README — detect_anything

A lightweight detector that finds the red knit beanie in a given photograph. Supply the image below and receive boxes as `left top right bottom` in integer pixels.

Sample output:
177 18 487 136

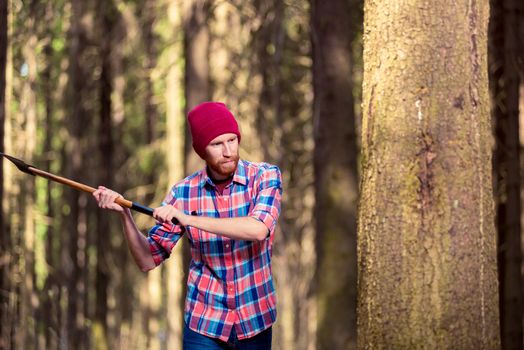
187 102 241 158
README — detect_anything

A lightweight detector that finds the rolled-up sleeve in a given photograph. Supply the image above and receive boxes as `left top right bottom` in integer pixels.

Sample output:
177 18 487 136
249 165 282 233
148 223 184 266
147 186 185 266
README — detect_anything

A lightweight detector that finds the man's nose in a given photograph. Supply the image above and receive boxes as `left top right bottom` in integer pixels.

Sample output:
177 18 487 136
223 143 232 156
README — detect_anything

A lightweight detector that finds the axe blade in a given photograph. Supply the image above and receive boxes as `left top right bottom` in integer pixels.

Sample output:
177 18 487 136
0 152 36 176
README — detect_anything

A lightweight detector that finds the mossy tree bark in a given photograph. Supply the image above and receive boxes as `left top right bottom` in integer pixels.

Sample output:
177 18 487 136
358 0 500 348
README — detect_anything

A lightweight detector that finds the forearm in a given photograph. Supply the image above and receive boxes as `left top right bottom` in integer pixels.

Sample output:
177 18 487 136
119 208 156 271
185 215 269 241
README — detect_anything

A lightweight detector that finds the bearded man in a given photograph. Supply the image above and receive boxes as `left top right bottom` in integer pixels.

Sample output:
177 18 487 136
93 102 282 349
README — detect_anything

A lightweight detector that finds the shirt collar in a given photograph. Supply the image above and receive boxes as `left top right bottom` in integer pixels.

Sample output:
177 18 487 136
199 159 248 188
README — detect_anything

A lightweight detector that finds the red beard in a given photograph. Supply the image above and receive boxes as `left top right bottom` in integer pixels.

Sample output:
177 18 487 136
206 154 239 178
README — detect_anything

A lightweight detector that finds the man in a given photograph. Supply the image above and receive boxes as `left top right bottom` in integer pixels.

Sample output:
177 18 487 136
93 101 282 349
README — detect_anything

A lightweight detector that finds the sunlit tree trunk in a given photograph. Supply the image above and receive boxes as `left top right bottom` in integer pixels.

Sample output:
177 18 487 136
183 0 210 174
137 3 165 347
489 0 523 348
358 0 500 348
165 1 186 349
311 0 359 349
19 4 38 346
2 4 17 342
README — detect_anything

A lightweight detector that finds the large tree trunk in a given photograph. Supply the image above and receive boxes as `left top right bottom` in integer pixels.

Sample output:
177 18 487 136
489 0 523 348
311 0 359 349
358 0 500 348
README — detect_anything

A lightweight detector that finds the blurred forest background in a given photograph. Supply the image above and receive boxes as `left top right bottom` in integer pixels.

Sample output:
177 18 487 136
0 0 522 349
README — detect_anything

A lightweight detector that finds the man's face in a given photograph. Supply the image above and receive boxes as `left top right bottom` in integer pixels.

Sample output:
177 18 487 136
203 133 240 179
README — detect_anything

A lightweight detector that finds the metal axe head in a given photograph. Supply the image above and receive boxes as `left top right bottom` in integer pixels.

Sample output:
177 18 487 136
0 152 35 176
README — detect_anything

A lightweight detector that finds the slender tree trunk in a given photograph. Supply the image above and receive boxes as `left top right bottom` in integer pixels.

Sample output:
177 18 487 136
66 0 90 346
108 10 133 346
489 0 523 348
0 0 8 347
181 4 211 339
41 3 60 346
183 0 211 174
94 1 116 348
2 3 17 347
251 5 293 347
249 1 316 348
165 1 186 348
139 3 165 347
19 5 38 345
0 0 6 239
519 2 524 346
43 94 60 348
358 0 500 348
311 0 359 349
144 0 158 145
253 0 284 163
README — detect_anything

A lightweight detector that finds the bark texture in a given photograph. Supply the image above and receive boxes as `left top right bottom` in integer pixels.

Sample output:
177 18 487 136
358 0 500 348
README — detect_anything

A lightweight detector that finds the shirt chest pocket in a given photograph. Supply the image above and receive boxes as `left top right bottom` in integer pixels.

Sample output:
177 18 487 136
187 227 230 260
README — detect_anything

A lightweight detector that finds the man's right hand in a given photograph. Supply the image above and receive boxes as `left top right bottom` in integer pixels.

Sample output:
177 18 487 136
93 186 125 213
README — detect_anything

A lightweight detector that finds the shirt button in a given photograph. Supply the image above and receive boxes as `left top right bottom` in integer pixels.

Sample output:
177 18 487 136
225 244 230 248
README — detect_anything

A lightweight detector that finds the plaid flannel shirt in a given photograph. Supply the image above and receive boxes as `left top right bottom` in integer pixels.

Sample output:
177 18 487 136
147 159 282 341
